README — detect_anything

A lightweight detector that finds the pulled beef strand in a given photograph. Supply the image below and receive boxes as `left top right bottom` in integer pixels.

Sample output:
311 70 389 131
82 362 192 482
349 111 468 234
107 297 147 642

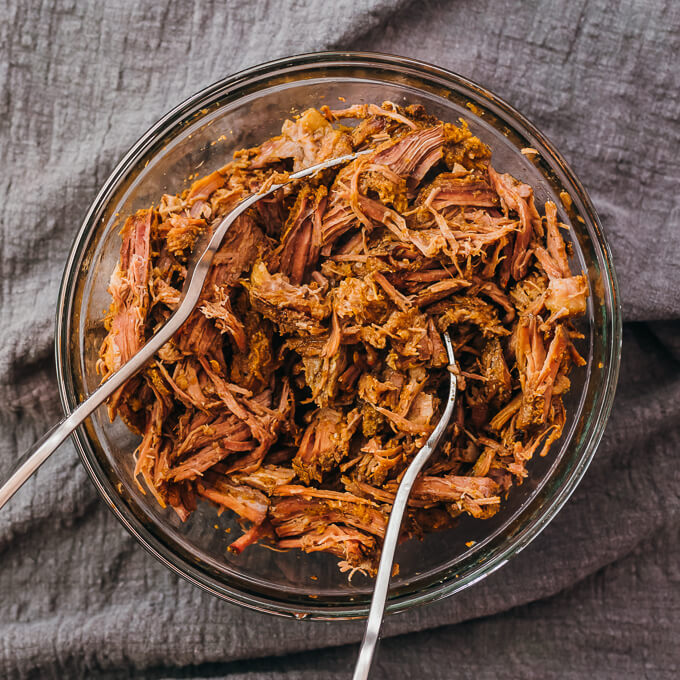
98 103 588 575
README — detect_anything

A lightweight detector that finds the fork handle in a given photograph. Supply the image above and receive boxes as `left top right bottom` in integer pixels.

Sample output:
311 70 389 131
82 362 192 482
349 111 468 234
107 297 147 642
0 339 161 511
352 334 457 680
0 346 157 511
0 417 74 510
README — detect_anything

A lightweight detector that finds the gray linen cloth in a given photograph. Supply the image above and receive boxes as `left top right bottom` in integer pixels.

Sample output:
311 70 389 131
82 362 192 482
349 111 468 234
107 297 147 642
1 0 679 678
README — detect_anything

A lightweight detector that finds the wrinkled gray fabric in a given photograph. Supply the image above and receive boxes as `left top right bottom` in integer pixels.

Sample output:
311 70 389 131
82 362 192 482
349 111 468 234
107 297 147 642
1 0 679 678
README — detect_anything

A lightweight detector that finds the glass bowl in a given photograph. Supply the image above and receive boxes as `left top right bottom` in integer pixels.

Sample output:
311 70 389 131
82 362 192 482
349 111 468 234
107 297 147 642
55 52 621 619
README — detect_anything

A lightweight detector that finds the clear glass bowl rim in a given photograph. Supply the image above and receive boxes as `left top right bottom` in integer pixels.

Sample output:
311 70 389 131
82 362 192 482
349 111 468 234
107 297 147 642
54 51 622 620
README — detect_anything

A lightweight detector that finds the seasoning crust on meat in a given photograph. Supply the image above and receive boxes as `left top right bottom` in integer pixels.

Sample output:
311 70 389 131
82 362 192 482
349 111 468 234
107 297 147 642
97 102 588 576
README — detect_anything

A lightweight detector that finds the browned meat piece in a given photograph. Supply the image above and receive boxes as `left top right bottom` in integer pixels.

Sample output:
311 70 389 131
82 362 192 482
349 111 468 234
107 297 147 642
330 102 418 130
248 261 331 335
470 445 496 477
292 407 360 483
489 393 522 431
277 524 377 575
372 271 411 311
151 277 181 309
153 357 212 412
412 474 500 503
271 484 379 503
253 190 287 237
278 185 327 285
433 295 509 337
173 414 251 459
333 275 387 324
197 474 269 524
200 287 247 352
399 269 457 285
210 186 246 219
358 372 402 412
97 209 155 416
489 166 541 280
515 316 570 429
211 214 266 286
467 277 515 323
535 201 570 278
545 275 589 321
412 474 501 519
98 210 154 379
286 335 348 408
352 307 448 370
99 102 588 575
168 432 254 482
510 270 549 315
186 170 226 204
228 521 275 554
230 465 296 495
350 115 387 147
228 312 278 393
417 173 499 209
358 366 436 438
412 279 471 307
369 125 444 194
371 402 433 436
165 481 197 522
354 436 406 485
481 337 513 407
250 108 353 171
359 165 408 212
270 495 387 539
442 120 492 170
358 472 502 522
199 358 287 446
133 399 167 506
164 214 207 256
527 203 589 321
404 391 437 430
320 191 357 249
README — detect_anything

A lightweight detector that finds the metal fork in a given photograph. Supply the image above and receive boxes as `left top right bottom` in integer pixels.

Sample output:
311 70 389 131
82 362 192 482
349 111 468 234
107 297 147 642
0 150 371 511
352 333 457 680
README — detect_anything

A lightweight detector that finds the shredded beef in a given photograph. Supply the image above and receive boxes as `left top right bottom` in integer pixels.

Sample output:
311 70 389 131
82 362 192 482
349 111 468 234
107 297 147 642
98 101 588 576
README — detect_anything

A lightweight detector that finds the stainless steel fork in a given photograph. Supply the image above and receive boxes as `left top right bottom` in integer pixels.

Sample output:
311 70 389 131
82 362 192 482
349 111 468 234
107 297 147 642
352 333 457 680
